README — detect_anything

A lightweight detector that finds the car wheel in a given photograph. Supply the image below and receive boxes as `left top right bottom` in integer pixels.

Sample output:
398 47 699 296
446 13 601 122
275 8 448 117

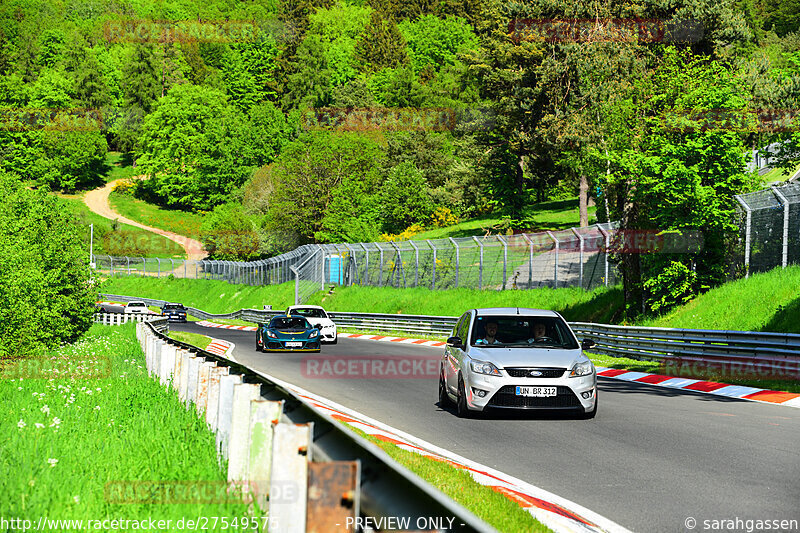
456 375 472 419
438 370 452 408
580 396 598 419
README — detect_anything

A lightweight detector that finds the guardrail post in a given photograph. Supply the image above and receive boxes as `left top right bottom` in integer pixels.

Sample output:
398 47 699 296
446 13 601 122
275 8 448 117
497 235 507 289
178 350 191 401
172 347 184 393
197 361 217 415
547 231 559 288
217 374 244 459
160 343 176 386
408 240 419 287
571 228 585 289
735 195 751 277
206 366 230 431
448 237 459 288
772 186 790 268
427 240 436 289
270 423 312 533
186 355 205 406
246 399 284 509
307 462 360 532
597 225 610 286
227 383 262 482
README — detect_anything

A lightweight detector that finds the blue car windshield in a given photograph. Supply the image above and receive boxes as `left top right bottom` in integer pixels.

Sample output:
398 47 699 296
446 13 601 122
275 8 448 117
270 317 310 330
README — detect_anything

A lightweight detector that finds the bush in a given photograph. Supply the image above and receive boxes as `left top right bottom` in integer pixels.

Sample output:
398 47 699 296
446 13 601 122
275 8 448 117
0 173 95 359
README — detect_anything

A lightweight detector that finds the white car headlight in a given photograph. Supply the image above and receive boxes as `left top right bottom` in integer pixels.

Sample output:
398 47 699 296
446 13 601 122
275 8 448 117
469 360 502 376
309 329 319 338
569 361 594 378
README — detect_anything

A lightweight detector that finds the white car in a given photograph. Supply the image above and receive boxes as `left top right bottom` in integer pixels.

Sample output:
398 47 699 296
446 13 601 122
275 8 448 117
285 305 337 344
123 301 149 314
439 308 597 419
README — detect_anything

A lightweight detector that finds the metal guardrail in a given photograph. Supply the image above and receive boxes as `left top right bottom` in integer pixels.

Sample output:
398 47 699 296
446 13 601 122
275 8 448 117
102 293 800 370
139 320 494 532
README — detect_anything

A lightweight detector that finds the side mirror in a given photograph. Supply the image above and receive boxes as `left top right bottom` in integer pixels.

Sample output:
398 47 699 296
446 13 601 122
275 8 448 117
581 339 596 351
447 336 463 348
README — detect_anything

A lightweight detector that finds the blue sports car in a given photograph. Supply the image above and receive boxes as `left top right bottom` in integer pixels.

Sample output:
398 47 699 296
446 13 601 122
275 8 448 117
256 315 321 353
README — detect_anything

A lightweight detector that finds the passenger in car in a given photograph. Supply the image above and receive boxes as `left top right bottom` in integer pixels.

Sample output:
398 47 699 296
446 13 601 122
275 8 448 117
476 321 502 345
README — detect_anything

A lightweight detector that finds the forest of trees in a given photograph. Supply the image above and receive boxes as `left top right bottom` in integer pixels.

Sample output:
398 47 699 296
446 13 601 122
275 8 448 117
2 0 800 315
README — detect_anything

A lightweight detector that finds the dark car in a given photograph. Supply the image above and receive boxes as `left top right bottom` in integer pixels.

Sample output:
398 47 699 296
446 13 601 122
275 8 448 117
160 303 188 322
256 315 321 353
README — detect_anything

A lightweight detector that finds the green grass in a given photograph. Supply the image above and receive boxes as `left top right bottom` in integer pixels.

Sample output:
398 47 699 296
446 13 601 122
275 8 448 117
55 193 186 259
349 427 552 533
109 191 205 240
0 323 257 529
102 151 136 183
412 197 598 240
587 352 800 393
168 331 213 350
640 265 800 333
758 162 800 184
99 277 624 324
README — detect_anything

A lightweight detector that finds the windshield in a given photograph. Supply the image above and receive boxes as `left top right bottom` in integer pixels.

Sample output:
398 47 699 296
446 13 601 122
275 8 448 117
270 317 311 331
163 304 184 310
128 302 145 307
290 308 326 318
470 315 578 349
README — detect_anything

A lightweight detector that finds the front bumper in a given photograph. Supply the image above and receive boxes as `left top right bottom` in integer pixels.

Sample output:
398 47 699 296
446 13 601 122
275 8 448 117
320 327 337 342
463 369 597 413
163 314 187 322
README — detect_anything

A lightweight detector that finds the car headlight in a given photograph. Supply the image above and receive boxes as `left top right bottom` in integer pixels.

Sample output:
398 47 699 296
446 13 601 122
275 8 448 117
469 360 502 376
569 361 594 378
267 330 277 338
309 329 319 338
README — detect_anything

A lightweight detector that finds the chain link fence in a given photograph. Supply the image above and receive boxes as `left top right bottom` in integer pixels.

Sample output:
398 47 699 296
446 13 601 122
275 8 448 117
735 182 800 276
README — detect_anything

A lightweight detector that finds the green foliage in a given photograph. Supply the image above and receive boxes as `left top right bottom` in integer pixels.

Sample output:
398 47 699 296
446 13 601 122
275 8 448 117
354 12 408 73
200 203 261 261
642 261 698 313
0 173 95 359
398 15 477 74
379 162 434 233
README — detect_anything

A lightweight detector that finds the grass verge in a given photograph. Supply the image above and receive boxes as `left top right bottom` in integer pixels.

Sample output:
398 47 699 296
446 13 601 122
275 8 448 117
168 330 213 350
55 194 186 259
109 191 205 241
412 197 597 240
588 352 800 394
0 323 258 527
348 427 552 532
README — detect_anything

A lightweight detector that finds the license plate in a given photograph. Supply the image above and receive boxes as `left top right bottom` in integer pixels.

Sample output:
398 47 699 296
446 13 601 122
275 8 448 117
285 341 303 348
515 386 557 397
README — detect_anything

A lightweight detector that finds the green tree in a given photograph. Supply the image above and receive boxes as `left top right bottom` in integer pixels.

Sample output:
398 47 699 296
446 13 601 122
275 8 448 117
354 12 408 73
0 172 95 358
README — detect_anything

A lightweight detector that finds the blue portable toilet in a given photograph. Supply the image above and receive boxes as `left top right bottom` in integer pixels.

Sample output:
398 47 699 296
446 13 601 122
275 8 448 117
326 255 343 284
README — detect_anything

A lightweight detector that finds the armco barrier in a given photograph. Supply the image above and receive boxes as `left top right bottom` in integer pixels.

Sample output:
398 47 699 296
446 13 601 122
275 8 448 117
135 320 494 533
103 294 800 371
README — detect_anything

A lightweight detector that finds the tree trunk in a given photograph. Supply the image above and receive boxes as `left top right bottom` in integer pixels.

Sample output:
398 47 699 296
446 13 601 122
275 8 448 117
579 173 589 227
620 178 643 316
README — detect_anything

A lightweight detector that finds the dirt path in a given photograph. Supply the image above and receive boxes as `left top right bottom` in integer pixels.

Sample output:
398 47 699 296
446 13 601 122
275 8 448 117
84 179 208 261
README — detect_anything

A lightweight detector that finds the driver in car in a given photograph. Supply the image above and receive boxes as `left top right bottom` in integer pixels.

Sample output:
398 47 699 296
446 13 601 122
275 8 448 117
476 321 502 345
528 322 549 343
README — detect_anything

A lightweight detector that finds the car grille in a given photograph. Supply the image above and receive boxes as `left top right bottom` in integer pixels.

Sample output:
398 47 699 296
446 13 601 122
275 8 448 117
486 386 581 408
504 367 566 378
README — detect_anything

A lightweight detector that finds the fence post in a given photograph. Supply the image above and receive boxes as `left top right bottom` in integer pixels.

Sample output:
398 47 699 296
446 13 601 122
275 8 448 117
472 237 483 289
772 186 790 269
427 240 436 289
360 243 369 285
571 228 585 289
390 242 406 288
597 225 610 286
319 245 325 291
378 245 384 287
448 237 459 288
344 244 357 285
290 266 300 305
156 258 161 278
497 236 507 290
735 195 751 278
408 240 419 287
126 256 130 275
547 231 559 288
521 233 532 288
109 256 114 276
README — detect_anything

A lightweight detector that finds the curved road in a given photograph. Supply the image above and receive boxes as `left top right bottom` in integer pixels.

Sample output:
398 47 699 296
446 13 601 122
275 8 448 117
167 321 799 533
84 179 207 260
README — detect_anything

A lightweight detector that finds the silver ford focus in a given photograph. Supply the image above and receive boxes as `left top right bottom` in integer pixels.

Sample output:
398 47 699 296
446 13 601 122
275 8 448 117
438 308 597 418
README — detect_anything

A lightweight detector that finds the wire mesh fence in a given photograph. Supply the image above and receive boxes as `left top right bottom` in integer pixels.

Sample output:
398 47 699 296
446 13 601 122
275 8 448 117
735 182 800 276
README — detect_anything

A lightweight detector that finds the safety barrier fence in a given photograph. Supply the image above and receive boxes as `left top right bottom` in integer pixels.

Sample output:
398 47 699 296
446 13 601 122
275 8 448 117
132 321 491 533
102 294 800 374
